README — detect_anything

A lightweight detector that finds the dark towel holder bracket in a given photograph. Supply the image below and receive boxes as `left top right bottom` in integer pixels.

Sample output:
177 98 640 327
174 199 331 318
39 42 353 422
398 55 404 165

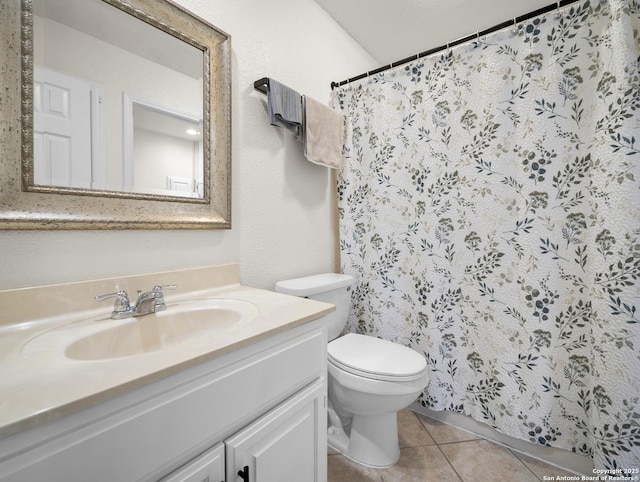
254 77 270 94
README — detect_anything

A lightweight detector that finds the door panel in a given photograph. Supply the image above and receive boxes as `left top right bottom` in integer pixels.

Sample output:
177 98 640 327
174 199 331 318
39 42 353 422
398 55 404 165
225 380 325 482
33 67 92 188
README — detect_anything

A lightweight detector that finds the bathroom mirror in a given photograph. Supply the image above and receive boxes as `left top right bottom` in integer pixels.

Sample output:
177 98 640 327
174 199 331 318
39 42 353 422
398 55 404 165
0 0 231 229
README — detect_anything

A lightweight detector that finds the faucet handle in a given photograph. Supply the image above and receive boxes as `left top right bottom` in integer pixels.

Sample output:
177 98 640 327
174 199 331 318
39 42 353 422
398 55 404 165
95 290 131 317
152 284 178 292
151 284 178 311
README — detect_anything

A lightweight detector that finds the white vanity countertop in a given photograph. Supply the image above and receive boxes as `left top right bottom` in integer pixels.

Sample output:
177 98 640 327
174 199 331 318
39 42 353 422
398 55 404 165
0 265 334 439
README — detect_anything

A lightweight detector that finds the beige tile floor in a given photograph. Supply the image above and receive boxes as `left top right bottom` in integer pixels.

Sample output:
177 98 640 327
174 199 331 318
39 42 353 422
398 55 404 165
328 409 578 481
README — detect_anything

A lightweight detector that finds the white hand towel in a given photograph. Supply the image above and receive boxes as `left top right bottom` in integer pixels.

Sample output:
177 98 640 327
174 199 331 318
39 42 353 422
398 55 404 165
303 96 345 169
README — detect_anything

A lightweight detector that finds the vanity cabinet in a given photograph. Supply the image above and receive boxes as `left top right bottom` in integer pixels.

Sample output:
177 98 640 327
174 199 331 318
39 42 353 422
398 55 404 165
0 320 327 482
162 380 325 482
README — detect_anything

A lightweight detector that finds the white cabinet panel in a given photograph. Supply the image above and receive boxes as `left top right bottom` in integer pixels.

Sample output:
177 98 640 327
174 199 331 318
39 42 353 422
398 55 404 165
161 442 224 482
226 380 326 482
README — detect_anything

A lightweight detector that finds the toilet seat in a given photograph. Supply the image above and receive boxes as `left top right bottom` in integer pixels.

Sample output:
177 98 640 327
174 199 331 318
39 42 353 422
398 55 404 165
328 333 427 382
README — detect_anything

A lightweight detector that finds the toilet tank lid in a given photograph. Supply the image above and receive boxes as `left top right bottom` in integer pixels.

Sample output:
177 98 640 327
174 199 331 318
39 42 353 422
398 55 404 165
275 273 354 296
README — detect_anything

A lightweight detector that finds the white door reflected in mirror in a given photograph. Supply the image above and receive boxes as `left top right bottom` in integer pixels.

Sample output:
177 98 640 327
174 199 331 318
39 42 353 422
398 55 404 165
33 67 99 189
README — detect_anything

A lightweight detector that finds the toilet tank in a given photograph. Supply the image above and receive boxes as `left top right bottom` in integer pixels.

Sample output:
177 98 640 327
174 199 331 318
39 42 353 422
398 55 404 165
275 273 354 341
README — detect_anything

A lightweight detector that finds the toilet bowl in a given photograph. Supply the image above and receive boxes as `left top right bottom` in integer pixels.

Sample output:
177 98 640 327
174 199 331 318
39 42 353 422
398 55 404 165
275 273 428 468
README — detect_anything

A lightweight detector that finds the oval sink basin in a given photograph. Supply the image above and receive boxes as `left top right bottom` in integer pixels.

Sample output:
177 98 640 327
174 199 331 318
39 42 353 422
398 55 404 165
22 298 259 361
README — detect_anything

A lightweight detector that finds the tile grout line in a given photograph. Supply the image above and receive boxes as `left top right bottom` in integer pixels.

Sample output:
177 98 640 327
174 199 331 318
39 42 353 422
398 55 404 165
508 448 546 481
434 442 466 482
415 412 466 482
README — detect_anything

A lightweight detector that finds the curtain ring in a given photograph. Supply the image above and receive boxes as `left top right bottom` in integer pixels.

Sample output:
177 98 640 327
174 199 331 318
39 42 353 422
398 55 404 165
555 1 563 19
511 18 520 36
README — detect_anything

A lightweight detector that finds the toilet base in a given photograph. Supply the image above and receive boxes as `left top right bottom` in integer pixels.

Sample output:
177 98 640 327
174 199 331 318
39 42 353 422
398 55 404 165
328 411 400 468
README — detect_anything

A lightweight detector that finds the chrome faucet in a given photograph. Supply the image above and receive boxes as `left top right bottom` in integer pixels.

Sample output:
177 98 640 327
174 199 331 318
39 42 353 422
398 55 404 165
95 284 177 319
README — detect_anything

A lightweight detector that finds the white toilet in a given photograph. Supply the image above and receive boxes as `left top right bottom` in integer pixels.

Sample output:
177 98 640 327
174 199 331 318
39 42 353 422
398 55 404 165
275 273 428 468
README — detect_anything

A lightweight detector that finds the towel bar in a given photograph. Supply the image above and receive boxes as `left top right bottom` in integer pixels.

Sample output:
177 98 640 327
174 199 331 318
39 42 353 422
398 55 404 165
254 77 270 94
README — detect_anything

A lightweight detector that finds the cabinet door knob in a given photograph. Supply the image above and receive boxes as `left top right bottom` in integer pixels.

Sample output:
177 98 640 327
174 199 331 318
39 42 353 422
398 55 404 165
237 465 249 481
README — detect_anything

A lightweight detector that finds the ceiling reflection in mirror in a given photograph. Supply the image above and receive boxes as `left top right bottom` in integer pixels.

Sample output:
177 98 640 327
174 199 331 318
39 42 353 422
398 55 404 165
29 0 207 201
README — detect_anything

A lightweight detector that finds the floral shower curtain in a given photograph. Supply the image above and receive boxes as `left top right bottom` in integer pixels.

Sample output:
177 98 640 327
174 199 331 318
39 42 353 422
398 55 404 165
335 0 639 470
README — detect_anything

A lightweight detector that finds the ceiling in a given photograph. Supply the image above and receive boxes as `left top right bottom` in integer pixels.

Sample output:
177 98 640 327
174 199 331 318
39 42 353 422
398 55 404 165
314 0 554 65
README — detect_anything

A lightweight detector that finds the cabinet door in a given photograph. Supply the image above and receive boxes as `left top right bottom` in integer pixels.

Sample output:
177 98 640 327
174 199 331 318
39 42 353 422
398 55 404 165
161 442 225 482
225 380 326 482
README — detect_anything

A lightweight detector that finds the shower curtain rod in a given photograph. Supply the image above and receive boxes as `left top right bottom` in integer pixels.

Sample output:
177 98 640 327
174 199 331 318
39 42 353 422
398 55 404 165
330 0 583 89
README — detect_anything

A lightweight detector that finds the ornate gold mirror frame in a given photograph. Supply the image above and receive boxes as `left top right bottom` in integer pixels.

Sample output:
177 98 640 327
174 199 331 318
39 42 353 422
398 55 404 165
0 0 231 229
